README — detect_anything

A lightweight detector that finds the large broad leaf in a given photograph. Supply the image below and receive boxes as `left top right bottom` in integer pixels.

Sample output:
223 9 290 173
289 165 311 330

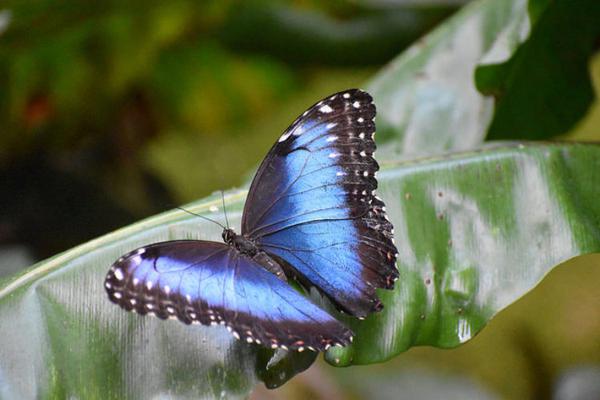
369 0 530 155
477 0 600 140
0 193 254 399
2 142 600 397
326 142 600 365
370 0 600 154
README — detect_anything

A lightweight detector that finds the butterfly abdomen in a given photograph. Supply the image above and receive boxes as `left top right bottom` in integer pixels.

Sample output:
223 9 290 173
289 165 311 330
252 251 287 281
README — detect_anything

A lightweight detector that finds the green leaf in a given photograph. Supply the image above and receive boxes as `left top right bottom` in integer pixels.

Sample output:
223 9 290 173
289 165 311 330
325 142 600 365
368 0 531 154
255 347 318 390
477 0 600 140
368 0 600 152
2 142 600 396
0 193 259 398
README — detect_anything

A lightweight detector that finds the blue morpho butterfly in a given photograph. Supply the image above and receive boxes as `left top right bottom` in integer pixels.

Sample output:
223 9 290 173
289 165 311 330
104 89 398 352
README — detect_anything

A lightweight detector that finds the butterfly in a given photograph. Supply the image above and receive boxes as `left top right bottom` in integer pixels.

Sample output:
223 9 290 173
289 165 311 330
104 89 398 352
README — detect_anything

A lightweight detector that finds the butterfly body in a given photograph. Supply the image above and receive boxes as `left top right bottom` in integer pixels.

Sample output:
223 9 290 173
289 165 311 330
222 228 257 257
223 228 287 279
105 89 398 352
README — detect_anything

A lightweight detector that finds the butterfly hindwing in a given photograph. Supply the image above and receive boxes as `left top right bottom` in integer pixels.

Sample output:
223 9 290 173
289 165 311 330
104 241 353 351
242 89 398 318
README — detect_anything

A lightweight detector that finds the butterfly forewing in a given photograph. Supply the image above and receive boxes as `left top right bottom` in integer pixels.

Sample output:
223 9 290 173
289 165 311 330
242 89 399 318
104 241 353 351
242 89 378 236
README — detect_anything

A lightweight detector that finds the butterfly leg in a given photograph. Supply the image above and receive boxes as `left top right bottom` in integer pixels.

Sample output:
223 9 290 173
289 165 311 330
253 252 287 282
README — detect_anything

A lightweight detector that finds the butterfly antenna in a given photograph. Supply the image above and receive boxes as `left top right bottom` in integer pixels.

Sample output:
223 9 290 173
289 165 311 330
220 190 230 229
175 206 225 229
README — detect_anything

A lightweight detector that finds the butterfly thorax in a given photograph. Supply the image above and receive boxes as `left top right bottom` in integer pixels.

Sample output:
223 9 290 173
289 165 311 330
222 228 258 256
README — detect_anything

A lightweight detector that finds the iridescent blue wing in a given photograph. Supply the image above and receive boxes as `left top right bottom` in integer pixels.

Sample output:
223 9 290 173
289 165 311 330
242 89 398 319
104 241 352 351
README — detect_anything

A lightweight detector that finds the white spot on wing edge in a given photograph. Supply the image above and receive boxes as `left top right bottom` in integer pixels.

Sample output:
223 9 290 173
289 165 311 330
114 268 124 281
131 255 142 265
278 131 293 142
343 93 350 99
319 105 333 113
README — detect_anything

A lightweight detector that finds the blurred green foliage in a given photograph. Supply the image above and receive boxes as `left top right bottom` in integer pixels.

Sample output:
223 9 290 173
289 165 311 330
0 0 453 259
